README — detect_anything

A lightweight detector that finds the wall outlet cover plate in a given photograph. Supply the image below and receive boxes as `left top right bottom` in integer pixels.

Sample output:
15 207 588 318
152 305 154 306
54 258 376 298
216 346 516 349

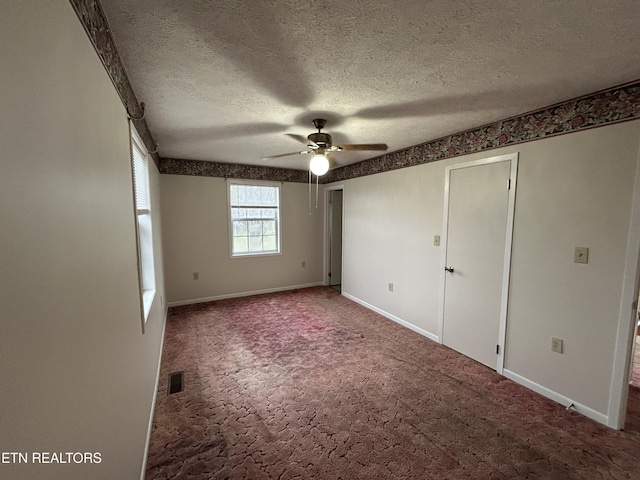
551 337 564 353
574 247 589 264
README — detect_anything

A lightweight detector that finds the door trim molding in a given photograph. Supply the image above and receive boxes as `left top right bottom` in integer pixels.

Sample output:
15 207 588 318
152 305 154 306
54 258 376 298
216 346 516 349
324 185 345 287
608 138 640 429
438 153 519 374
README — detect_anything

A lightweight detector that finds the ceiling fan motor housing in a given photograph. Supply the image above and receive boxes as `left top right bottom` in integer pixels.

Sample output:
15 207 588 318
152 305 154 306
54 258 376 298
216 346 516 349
308 132 332 148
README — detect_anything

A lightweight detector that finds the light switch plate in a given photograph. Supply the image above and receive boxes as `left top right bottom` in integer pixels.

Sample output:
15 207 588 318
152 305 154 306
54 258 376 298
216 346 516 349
433 235 441 246
574 247 589 264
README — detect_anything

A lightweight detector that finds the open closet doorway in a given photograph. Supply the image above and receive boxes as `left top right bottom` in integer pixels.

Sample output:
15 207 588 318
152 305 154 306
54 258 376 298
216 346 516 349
326 188 343 293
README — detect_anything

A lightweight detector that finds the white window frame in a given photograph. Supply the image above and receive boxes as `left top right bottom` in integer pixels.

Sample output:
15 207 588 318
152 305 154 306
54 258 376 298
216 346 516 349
130 125 156 323
227 179 282 258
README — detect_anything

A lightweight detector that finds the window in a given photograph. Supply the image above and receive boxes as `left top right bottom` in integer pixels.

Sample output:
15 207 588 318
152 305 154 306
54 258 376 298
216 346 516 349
131 126 156 321
228 181 281 256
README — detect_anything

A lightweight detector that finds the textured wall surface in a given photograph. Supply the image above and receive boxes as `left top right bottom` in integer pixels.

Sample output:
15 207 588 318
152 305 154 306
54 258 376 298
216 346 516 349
69 0 159 166
1 1 166 478
160 175 324 304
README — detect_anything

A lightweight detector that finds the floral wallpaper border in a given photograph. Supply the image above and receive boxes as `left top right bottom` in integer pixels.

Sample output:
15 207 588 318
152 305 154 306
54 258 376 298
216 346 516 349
69 0 160 167
73 1 640 184
159 158 309 183
322 81 640 184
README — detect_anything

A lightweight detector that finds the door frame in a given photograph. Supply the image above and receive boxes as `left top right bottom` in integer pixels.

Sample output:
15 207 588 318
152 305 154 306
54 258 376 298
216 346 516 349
324 185 345 287
438 153 519 374
609 144 640 429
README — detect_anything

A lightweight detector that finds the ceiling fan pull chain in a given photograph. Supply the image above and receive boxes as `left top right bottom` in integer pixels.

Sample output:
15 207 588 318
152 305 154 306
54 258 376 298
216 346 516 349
308 169 312 216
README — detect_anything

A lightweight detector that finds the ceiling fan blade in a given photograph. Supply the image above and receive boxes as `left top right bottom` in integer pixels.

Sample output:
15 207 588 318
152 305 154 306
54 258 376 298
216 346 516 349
261 150 312 159
286 133 318 148
334 144 388 151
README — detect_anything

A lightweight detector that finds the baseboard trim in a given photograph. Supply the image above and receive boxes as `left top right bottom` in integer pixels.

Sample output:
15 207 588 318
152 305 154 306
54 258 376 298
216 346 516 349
167 282 325 307
503 369 609 426
140 304 168 480
342 291 440 343
340 293 611 427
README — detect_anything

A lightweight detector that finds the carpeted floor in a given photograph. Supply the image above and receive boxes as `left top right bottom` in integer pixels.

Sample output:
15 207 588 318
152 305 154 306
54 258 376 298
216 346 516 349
146 287 640 479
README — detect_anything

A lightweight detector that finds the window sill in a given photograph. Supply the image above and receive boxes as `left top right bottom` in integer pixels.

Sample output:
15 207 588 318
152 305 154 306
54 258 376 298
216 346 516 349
230 251 282 260
142 289 156 321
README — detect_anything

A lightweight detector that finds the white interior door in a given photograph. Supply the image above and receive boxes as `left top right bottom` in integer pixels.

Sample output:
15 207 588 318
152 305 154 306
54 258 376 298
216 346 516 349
440 154 517 371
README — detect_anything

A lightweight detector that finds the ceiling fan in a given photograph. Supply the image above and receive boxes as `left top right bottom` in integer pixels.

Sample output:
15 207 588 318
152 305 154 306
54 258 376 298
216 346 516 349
263 119 388 176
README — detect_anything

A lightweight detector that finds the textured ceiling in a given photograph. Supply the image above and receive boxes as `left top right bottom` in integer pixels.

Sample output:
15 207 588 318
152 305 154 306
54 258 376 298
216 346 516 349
99 0 640 172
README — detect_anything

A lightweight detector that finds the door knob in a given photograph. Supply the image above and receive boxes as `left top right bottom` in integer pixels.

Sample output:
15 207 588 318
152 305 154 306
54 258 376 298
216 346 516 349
445 266 454 273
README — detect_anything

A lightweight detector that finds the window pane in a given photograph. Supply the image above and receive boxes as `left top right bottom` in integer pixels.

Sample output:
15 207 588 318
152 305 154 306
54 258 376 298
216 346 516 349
230 185 239 205
233 236 248 253
247 208 262 219
245 186 260 206
263 235 276 251
132 127 155 321
262 187 277 206
237 185 248 205
248 220 262 236
231 207 247 219
229 183 280 256
263 220 276 235
261 208 276 218
233 220 247 236
248 236 262 251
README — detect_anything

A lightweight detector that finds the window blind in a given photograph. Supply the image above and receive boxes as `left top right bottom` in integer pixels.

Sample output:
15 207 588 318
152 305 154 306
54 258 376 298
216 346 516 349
131 130 150 212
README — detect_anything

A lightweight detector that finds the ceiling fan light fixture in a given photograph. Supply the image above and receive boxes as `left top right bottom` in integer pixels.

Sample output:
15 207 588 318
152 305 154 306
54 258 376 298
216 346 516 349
309 153 329 176
261 119 388 173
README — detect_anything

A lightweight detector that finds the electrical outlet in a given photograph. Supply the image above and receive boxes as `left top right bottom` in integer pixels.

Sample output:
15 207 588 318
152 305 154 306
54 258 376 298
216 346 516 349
193 272 199 280
551 337 563 353
574 247 589 264
388 283 394 292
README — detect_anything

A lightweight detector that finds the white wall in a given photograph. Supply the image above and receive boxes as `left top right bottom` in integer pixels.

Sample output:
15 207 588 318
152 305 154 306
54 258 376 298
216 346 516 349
161 175 324 304
0 2 166 479
341 163 448 336
335 120 640 424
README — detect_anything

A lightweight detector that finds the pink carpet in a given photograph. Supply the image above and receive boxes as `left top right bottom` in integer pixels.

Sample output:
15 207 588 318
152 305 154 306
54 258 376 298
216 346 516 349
146 287 640 479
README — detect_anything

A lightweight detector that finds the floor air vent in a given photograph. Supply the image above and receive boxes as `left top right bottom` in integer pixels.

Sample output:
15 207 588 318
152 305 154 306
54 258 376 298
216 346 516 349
168 371 184 395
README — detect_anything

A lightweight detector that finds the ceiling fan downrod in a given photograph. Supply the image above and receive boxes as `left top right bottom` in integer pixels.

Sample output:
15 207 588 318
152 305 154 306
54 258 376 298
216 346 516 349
312 118 327 132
